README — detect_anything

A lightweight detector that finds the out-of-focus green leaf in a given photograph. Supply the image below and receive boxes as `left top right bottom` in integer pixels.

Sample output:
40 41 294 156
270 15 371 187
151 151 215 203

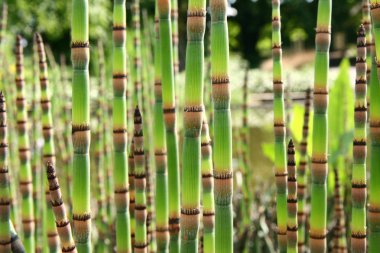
290 103 304 144
262 142 275 163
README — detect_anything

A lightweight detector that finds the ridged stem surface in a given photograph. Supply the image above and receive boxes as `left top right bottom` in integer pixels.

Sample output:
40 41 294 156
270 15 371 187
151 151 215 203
287 140 297 253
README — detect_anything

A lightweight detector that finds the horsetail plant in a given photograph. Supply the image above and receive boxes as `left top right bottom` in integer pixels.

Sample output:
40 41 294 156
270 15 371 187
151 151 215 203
210 0 233 251
129 140 136 247
332 168 346 253
134 106 148 253
46 162 77 253
15 35 35 253
132 0 142 106
309 0 331 251
180 0 207 250
157 0 181 251
297 89 311 253
154 4 169 252
0 92 11 252
170 0 179 75
35 33 60 252
368 4 380 253
362 0 372 85
71 0 91 251
112 0 132 251
287 139 297 253
351 25 368 253
201 117 215 253
272 1 287 251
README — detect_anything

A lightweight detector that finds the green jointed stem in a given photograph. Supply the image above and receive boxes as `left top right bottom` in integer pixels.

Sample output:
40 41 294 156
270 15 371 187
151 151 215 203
129 141 136 248
332 168 347 253
71 0 91 251
112 1 132 252
15 35 35 253
297 89 311 253
10 220 26 253
154 4 169 252
210 0 233 252
287 140 297 253
133 107 147 253
32 35 43 252
363 0 372 86
170 0 179 75
351 25 368 253
181 0 207 250
309 0 331 252
157 0 180 251
46 163 77 253
132 0 142 106
0 92 11 252
35 33 60 253
369 2 380 251
272 1 287 251
201 117 215 253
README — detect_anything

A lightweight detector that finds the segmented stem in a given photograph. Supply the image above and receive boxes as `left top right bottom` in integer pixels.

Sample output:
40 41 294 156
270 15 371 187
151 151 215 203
287 140 297 253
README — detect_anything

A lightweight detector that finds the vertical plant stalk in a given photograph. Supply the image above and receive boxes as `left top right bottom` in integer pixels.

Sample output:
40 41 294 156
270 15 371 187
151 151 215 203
0 92 11 252
210 0 233 251
272 1 287 251
154 4 169 252
170 0 179 75
35 33 60 253
309 0 331 252
157 0 180 251
112 0 132 252
71 0 91 251
297 89 311 253
32 34 43 252
129 140 136 248
133 107 147 253
181 0 207 250
201 117 215 253
132 0 142 106
369 2 380 252
332 168 346 253
363 0 372 89
46 162 76 252
287 140 297 253
15 35 35 253
351 25 367 253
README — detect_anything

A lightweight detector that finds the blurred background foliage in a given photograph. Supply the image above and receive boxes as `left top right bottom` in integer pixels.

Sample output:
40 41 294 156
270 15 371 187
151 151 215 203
6 0 360 68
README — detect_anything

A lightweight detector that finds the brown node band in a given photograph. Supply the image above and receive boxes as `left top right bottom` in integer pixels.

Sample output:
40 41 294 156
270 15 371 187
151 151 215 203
155 151 166 156
51 200 63 207
355 106 367 112
287 226 298 232
214 171 233 179
19 180 32 185
0 199 10 205
56 220 69 228
275 172 288 177
203 211 215 216
72 213 91 221
212 77 229 85
202 173 213 178
62 246 76 252
201 141 211 147
134 174 146 179
184 105 203 113
187 10 206 17
71 42 90 48
351 233 366 239
163 108 175 114
352 183 367 188
311 158 327 164
113 128 127 133
72 124 90 134
135 205 146 211
169 218 180 224
287 198 297 204
134 243 148 249
309 232 327 239
181 208 200 215
114 188 129 194
134 150 144 156
113 26 126 31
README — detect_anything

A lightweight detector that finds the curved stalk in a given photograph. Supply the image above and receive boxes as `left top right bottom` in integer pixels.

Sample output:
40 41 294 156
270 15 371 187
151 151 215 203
154 4 169 252
287 140 297 253
157 0 180 251
46 163 76 253
134 107 147 253
35 33 60 253
71 0 91 251
210 0 233 251
15 35 35 253
351 25 367 253
271 1 287 251
309 0 331 252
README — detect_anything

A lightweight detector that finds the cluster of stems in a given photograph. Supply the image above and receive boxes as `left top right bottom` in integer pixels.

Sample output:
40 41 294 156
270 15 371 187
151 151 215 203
351 25 368 253
272 1 287 251
71 0 91 251
309 0 331 252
